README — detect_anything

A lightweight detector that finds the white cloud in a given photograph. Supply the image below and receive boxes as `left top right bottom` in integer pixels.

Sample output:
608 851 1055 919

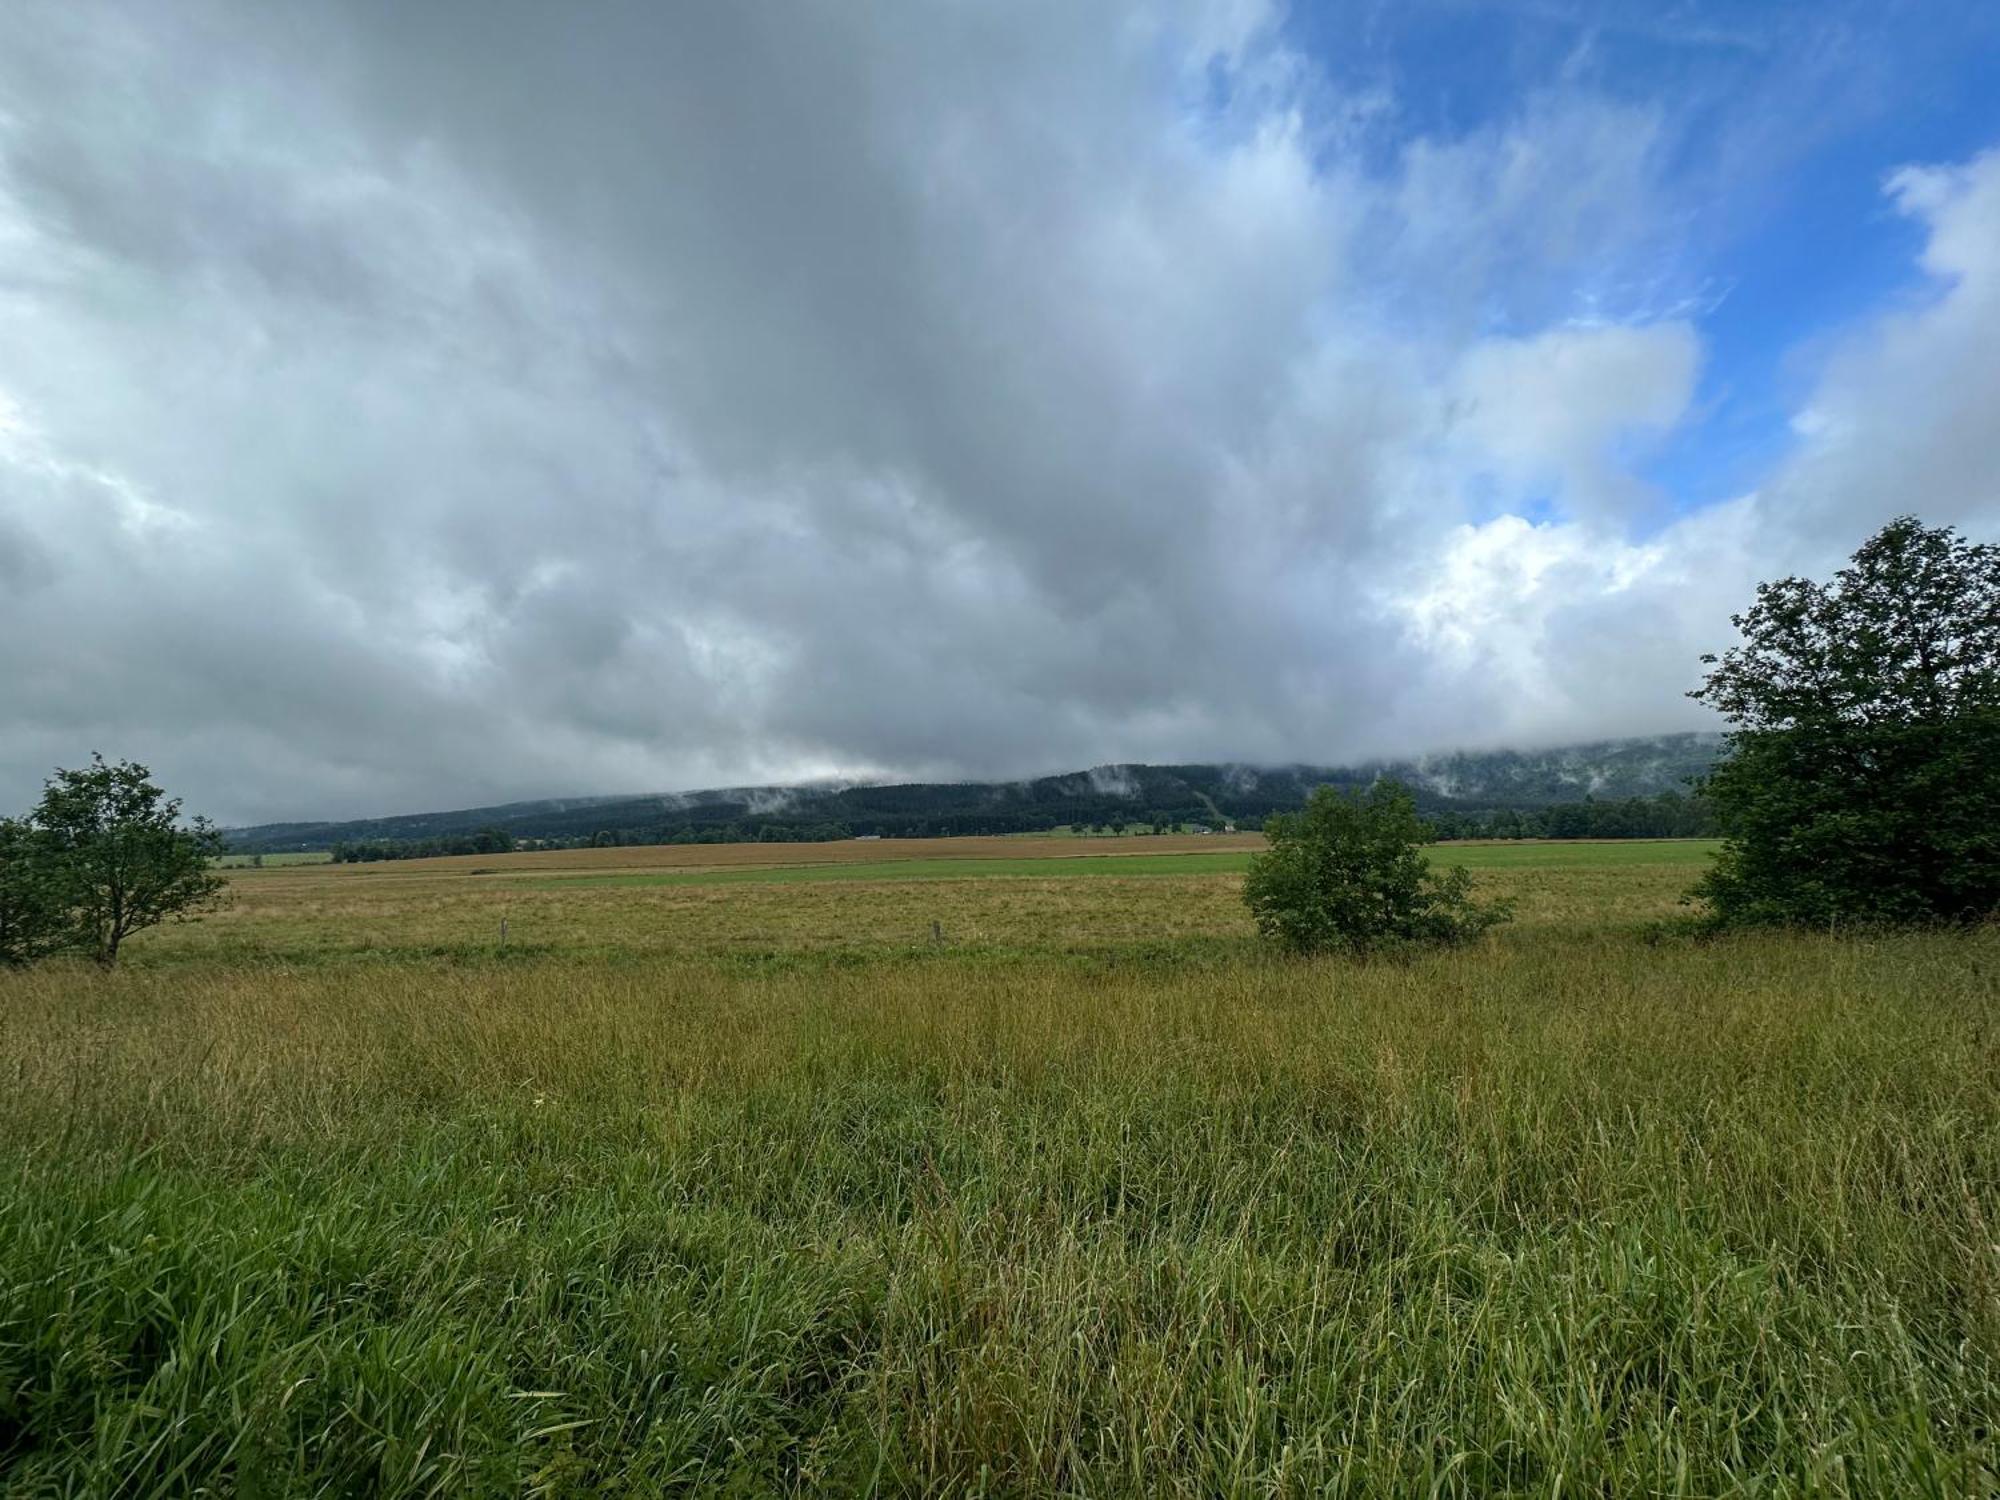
1764 148 2000 540
1452 322 1700 521
0 2 1994 822
1388 145 2000 753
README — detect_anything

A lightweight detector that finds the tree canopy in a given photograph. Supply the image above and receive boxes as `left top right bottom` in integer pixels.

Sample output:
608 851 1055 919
1 756 227 967
1691 516 2000 926
0 817 75 968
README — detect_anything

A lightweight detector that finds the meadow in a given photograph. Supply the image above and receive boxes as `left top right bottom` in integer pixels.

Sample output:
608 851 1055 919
1 838 1995 1494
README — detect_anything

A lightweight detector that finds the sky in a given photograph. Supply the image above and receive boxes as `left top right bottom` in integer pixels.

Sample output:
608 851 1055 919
2 1 1998 825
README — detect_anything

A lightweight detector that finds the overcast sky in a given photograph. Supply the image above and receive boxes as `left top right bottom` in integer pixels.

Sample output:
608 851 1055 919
3 1 1998 823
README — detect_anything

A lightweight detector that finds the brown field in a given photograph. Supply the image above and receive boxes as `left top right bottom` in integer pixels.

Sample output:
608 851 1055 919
313 831 1270 876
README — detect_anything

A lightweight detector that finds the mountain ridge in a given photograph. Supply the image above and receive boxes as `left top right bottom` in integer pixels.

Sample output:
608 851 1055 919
226 733 1726 853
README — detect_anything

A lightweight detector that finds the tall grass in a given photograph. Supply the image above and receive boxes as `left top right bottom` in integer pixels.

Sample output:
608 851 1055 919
2 928 1995 1494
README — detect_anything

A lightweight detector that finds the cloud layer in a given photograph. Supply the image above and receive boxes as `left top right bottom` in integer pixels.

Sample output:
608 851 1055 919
1 2 1996 822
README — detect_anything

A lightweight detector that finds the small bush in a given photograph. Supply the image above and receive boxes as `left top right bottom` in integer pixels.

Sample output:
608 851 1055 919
1243 780 1511 954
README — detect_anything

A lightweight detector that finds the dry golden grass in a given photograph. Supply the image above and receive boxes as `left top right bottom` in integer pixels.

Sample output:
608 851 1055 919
146 842 1699 966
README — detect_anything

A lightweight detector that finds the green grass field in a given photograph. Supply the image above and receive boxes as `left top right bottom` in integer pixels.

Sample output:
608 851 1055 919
2 838 1994 1495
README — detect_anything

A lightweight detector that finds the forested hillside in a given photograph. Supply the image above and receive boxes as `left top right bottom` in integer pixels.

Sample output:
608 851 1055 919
226 735 1722 857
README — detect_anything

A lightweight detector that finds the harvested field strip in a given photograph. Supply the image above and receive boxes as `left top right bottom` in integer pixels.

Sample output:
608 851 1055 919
516 852 1259 887
506 839 1723 888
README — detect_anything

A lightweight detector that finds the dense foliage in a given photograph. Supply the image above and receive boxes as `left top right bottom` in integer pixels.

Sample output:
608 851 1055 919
0 756 225 967
1692 517 2000 927
1243 780 1512 954
0 817 73 968
333 827 518 862
1426 789 1713 840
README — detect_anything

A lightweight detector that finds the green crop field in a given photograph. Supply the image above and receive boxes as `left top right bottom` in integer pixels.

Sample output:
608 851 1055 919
2 837 1994 1495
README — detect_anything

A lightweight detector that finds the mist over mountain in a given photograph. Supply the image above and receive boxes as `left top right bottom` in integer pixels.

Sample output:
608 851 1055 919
227 734 1723 853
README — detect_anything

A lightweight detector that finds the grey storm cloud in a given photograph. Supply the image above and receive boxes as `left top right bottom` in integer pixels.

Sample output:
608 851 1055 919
1 1 1996 823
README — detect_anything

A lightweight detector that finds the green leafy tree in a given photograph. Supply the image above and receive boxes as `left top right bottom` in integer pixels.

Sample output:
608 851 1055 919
29 755 228 966
1691 516 2000 927
1243 780 1511 954
0 817 73 967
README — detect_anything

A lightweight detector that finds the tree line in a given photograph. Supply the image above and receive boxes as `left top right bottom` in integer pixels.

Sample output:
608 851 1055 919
332 827 520 862
1426 790 1714 841
325 791 1714 861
